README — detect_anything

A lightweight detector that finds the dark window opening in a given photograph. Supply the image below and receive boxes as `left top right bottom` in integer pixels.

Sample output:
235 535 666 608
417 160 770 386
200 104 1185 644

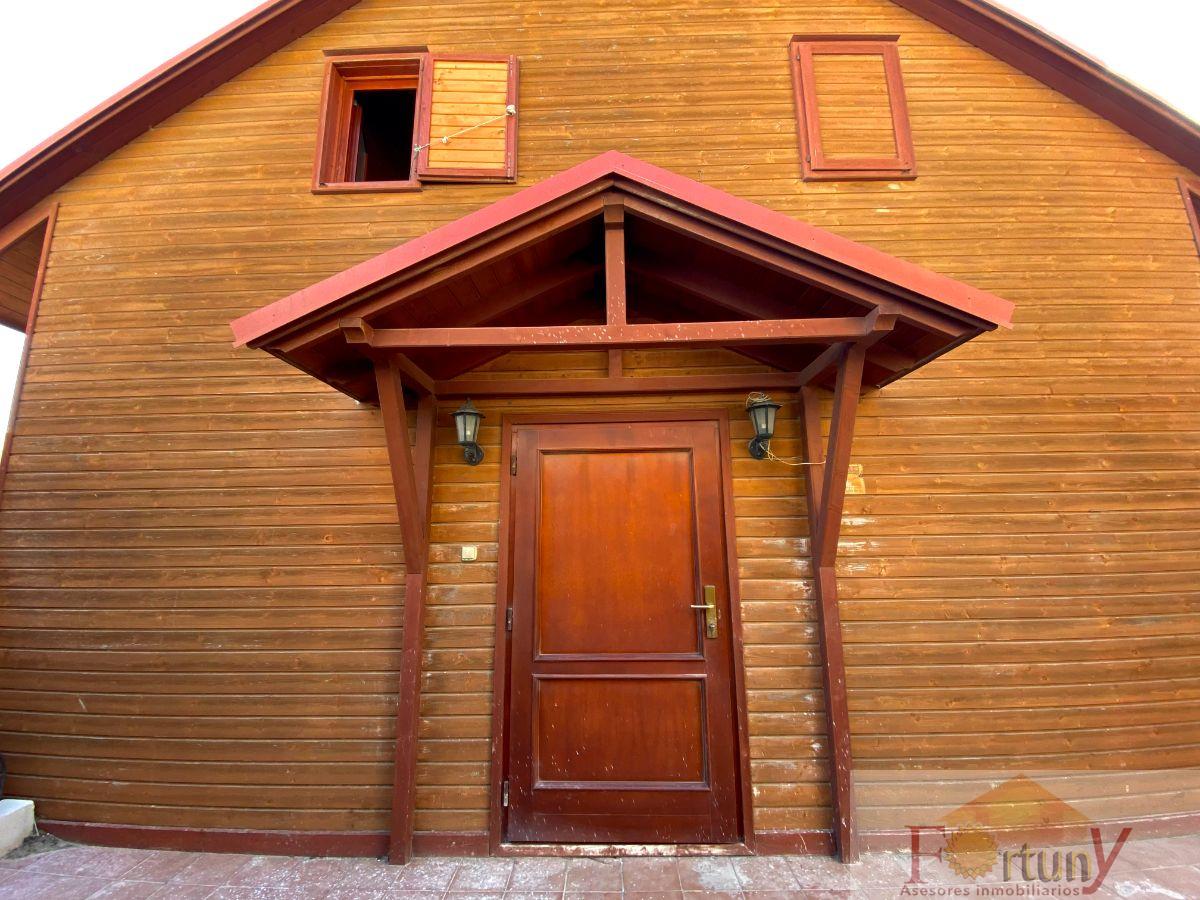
351 89 418 183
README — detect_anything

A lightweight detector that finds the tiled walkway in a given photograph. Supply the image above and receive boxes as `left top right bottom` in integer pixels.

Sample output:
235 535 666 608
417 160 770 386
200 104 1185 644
1 835 1198 899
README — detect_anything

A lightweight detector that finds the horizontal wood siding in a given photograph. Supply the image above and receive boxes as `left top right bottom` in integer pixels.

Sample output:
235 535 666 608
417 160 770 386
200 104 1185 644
810 52 898 158
0 0 1197 837
0 228 42 330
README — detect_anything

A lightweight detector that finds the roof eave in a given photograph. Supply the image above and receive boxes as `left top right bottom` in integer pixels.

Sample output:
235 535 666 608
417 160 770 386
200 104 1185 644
894 0 1200 172
0 0 358 227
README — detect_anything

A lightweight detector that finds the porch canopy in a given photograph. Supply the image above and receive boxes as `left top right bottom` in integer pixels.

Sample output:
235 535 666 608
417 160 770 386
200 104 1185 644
230 151 1013 864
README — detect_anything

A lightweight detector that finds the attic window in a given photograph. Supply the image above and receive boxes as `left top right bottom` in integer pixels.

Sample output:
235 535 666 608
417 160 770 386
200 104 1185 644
1182 177 1200 256
314 53 424 192
789 35 917 181
314 51 519 193
352 90 418 183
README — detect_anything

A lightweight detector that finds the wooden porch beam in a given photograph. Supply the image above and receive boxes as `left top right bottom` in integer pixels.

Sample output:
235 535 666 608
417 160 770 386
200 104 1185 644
604 196 627 326
434 371 805 398
342 313 889 352
799 342 867 864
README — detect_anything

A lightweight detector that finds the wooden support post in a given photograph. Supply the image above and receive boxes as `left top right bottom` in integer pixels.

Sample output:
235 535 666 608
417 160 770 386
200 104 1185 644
799 342 866 863
608 349 623 377
603 196 626 326
374 358 437 864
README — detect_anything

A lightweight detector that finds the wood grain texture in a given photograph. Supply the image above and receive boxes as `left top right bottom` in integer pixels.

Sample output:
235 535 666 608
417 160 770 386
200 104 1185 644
0 0 1198 841
0 228 41 330
811 53 898 159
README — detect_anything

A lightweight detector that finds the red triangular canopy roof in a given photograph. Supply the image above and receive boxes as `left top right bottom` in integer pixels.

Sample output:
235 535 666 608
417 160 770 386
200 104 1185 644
230 151 1013 400
233 151 1012 349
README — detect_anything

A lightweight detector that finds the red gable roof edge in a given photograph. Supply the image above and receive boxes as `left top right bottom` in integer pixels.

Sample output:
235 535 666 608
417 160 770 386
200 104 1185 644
892 0 1200 172
229 151 1015 348
0 0 358 228
2 0 1196 233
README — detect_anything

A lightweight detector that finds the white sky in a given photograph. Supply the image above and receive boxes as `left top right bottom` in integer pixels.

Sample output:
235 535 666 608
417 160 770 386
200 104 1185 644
1 1 1199 434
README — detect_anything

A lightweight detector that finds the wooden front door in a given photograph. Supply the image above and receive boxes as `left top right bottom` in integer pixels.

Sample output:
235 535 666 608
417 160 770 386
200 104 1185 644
504 417 744 844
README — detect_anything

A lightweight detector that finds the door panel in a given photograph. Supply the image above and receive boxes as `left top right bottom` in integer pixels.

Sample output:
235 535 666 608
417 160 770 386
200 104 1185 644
535 677 707 786
505 419 742 844
536 450 699 657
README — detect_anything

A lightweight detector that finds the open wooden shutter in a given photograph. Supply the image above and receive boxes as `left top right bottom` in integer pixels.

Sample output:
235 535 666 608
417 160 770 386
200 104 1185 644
416 54 518 182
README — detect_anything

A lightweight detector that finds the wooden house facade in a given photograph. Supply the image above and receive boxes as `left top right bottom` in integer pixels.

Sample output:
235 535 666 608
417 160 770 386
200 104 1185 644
0 0 1197 864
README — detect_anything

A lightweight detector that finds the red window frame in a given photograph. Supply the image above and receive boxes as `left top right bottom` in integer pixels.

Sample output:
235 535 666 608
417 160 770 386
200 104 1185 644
312 50 429 194
789 35 917 182
1181 176 1200 256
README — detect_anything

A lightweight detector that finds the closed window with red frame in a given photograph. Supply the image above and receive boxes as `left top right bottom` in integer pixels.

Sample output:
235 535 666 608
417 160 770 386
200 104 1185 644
314 52 518 192
789 36 916 181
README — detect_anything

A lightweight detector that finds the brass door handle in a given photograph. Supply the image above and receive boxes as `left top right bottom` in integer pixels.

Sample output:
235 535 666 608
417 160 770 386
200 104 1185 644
691 585 718 639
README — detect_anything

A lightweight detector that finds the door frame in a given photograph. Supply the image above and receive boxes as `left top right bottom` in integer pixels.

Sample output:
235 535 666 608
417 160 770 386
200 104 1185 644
487 408 755 855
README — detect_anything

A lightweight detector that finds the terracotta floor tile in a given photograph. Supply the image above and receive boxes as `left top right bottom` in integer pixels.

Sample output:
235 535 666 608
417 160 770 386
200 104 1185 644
24 845 150 878
148 885 215 900
205 888 277 900
224 854 305 887
731 857 799 892
676 858 739 892
0 853 46 871
508 858 567 891
450 858 515 890
620 858 681 893
1115 839 1196 871
0 872 111 900
1092 874 1189 900
391 856 461 890
564 858 622 892
84 880 169 900
330 859 401 892
0 841 1196 898
1145 865 1200 894
120 850 201 883
168 853 257 885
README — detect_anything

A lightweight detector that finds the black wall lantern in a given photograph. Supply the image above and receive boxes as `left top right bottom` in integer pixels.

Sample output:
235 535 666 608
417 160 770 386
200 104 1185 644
745 393 782 460
453 399 485 466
